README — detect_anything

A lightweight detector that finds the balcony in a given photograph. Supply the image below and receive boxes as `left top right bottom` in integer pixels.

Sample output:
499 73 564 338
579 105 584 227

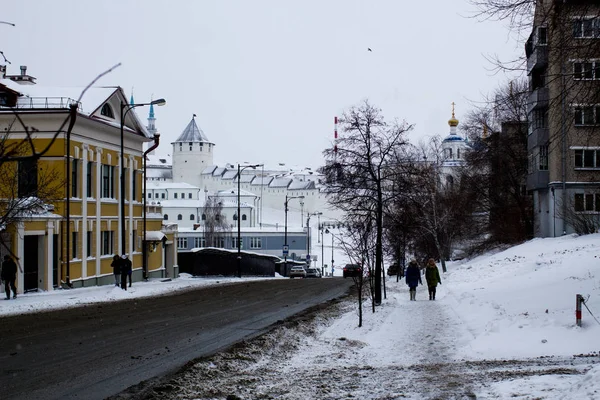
527 127 549 149
527 45 548 75
527 87 549 115
527 170 549 191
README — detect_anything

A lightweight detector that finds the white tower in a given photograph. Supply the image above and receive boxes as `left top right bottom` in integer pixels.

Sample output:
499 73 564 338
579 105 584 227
171 115 215 187
440 103 469 188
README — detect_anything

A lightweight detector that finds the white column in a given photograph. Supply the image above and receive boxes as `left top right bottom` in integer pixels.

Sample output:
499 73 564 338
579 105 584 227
95 148 102 275
46 221 54 291
81 145 88 278
118 150 123 256
128 155 134 257
17 222 24 294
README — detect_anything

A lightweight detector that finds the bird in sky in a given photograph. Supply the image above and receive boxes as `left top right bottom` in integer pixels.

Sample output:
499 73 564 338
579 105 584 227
367 48 372 52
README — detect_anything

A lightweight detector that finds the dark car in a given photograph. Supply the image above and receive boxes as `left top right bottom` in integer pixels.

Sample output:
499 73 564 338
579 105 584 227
343 264 362 278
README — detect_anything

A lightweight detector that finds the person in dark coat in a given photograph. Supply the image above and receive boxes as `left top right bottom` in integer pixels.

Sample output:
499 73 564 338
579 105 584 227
120 254 132 290
1 255 18 300
425 258 442 300
111 255 121 287
405 259 422 301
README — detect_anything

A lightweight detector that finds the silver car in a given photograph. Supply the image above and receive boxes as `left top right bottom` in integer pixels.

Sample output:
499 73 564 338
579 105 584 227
289 266 307 278
305 267 321 278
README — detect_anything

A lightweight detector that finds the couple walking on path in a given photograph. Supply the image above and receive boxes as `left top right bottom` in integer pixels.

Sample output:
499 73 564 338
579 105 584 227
405 258 442 301
111 254 133 290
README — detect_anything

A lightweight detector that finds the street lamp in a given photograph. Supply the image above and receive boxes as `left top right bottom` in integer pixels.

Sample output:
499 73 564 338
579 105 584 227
284 194 305 265
325 228 334 276
120 98 166 257
237 163 261 277
306 211 322 266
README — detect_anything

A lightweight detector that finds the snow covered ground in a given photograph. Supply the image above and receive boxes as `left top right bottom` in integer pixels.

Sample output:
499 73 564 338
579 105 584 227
4 233 600 399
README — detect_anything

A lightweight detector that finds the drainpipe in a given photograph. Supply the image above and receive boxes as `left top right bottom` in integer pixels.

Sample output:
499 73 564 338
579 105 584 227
64 103 78 288
143 134 160 280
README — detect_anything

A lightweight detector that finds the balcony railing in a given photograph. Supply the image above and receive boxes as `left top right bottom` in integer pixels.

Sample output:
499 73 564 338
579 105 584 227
12 96 82 110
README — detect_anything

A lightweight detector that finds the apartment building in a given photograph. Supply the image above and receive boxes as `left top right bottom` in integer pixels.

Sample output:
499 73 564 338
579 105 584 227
0 66 176 292
526 0 600 237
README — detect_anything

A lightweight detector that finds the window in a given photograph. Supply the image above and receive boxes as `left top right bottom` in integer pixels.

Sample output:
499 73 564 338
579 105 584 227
539 146 548 171
232 237 241 249
18 158 38 197
574 193 600 212
536 26 547 45
202 214 206 221
101 165 115 198
132 230 137 250
574 106 600 126
177 214 182 220
190 214 195 221
148 193 152 199
242 214 247 221
250 237 262 249
100 103 114 118
573 62 599 80
174 193 178 199
72 231 78 259
161 193 165 199
87 231 92 258
177 237 188 249
181 192 184 198
194 237 206 248
87 161 93 197
132 171 137 202
189 142 193 151
215 237 225 248
163 214 168 220
573 18 599 39
233 214 238 221
188 193 192 199
101 231 114 255
574 149 600 168
179 143 182 151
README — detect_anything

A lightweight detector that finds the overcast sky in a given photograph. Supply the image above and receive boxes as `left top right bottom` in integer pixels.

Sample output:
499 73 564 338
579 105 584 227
3 0 521 169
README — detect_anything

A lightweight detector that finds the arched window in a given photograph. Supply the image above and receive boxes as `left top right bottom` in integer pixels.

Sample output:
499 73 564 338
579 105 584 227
233 214 238 221
190 214 195 220
163 214 168 220
177 214 182 220
100 103 114 118
242 214 247 221
202 214 206 221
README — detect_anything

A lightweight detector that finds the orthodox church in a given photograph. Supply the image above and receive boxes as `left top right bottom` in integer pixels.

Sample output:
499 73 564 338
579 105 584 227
439 104 470 189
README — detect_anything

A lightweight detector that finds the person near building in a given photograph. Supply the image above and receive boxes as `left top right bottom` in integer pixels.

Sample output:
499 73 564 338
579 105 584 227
425 258 442 300
405 259 422 301
111 255 121 287
120 254 132 290
1 255 18 300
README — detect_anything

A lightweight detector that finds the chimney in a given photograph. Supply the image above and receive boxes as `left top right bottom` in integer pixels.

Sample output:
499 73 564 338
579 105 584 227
20 65 27 76
0 65 5 79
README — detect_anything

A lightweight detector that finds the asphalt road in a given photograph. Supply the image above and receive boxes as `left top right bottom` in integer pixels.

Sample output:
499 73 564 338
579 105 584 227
0 278 352 400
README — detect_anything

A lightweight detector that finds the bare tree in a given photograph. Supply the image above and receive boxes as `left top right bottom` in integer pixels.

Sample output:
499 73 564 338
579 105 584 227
320 100 413 305
203 196 230 247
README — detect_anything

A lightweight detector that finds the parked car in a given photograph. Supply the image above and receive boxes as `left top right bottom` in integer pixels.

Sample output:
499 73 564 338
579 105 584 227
289 266 307 278
343 264 362 278
305 267 321 278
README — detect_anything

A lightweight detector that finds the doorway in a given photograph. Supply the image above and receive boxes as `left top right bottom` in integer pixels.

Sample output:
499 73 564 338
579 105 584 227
24 235 40 292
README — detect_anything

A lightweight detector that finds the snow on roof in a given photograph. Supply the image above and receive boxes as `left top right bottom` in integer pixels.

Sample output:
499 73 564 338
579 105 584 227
221 170 238 180
201 166 218 175
212 167 227 176
250 176 273 186
216 188 257 198
288 180 316 190
159 199 206 208
146 181 200 190
146 154 172 167
173 117 211 143
269 177 292 188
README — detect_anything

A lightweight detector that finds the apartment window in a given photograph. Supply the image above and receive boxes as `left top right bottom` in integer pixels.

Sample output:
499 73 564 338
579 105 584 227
174 193 178 199
132 171 137 202
574 106 600 126
163 214 168 220
181 192 184 198
87 161 93 197
177 214 182 220
101 231 113 255
177 237 188 249
539 146 548 171
161 193 165 199
71 159 78 197
242 214 247 221
188 193 192 199
148 193 152 199
574 193 600 212
573 18 599 39
232 237 241 249
155 193 159 198
250 237 262 249
194 237 206 248
87 231 92 258
531 109 548 130
215 237 225 248
101 165 115 198
536 26 547 45
18 158 37 197
573 62 599 80
202 214 206 221
72 231 78 259
574 149 600 168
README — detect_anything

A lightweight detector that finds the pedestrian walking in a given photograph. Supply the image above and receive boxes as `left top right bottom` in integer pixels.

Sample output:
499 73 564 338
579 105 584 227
111 255 121 287
425 258 442 300
1 255 18 300
120 254 132 290
405 258 422 301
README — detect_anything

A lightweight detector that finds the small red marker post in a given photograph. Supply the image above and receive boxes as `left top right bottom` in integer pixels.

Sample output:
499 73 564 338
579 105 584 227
576 294 584 327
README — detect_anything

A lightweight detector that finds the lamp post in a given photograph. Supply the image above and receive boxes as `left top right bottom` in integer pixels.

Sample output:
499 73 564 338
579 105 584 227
306 211 322 266
142 133 160 281
237 163 261 277
284 194 305 265
120 98 166 257
325 228 334 276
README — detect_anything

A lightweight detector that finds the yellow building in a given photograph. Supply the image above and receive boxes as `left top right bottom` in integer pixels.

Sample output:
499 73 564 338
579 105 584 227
0 69 177 292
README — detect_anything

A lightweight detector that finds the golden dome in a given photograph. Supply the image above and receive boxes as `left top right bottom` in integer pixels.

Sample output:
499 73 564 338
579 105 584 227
448 102 459 127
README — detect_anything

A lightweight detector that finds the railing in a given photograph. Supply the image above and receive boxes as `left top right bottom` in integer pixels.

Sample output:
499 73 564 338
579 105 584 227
13 97 82 110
